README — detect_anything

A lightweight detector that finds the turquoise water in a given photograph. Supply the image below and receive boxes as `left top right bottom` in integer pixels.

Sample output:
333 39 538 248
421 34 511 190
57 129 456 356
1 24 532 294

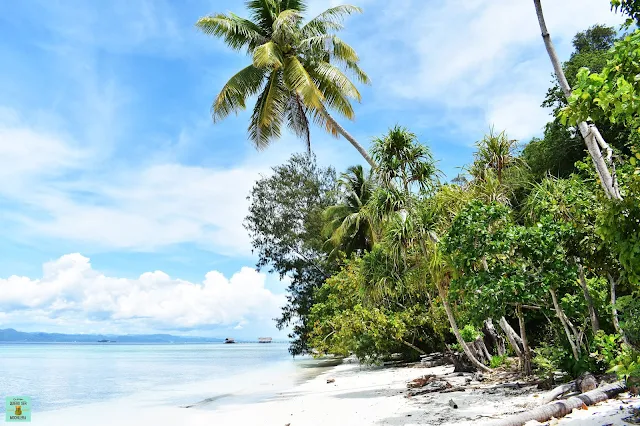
0 343 310 414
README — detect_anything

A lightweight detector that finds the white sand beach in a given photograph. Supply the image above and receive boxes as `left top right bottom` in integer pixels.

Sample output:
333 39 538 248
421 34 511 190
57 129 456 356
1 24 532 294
35 361 639 426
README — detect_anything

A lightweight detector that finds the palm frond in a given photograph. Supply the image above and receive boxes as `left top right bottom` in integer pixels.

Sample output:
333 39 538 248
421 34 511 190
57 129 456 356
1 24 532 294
248 70 287 148
212 65 267 122
253 41 284 69
302 5 362 36
286 94 311 152
196 13 266 51
246 0 278 31
272 9 302 44
283 56 325 110
313 61 361 101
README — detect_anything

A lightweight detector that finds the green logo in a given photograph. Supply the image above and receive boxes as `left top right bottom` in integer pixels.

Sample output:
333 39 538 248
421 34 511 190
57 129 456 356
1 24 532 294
5 397 31 422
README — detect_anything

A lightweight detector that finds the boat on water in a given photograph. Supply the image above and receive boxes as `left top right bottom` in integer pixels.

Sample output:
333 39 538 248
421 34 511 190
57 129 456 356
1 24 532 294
258 337 272 343
224 338 236 344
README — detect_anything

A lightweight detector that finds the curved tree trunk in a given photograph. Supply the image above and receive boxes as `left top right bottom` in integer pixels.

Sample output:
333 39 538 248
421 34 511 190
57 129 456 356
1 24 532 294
532 0 622 201
550 288 581 361
577 261 600 333
437 284 492 373
499 316 524 362
319 107 376 168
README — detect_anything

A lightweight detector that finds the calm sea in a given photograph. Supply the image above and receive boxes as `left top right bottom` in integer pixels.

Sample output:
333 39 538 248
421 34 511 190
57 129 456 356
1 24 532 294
0 343 324 414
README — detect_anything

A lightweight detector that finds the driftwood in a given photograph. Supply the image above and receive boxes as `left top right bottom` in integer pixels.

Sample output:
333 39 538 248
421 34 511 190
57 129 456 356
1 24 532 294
407 374 436 389
407 380 453 397
541 372 596 404
483 318 506 357
489 381 626 426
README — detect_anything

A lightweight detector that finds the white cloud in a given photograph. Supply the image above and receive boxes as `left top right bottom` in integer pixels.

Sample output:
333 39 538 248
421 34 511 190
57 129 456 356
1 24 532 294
348 0 624 140
0 253 286 333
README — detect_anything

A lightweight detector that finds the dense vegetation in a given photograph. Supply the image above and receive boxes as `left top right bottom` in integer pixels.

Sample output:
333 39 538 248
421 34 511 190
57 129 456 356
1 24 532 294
202 1 640 385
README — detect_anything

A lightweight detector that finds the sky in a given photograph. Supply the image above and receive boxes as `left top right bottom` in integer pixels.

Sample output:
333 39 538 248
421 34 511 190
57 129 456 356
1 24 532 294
0 0 623 339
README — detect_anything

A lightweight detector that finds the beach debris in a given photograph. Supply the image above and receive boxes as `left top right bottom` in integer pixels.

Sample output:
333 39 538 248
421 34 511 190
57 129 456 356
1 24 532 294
541 372 597 404
577 372 597 393
420 352 448 368
489 381 626 426
448 399 458 409
326 378 335 384
407 374 436 389
407 380 453 397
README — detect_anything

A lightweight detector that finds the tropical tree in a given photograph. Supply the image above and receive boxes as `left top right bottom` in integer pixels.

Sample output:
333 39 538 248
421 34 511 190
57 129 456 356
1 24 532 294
366 127 492 372
244 153 337 355
196 0 374 166
323 165 376 256
532 0 621 200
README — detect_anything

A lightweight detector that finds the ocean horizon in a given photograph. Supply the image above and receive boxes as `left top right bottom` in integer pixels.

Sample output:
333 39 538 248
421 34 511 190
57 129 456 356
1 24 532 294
0 342 330 416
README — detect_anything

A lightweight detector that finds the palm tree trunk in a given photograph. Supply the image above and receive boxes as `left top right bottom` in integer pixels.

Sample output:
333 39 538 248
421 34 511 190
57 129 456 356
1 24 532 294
319 107 376 168
437 283 492 373
532 0 622 201
577 261 600 334
608 273 631 346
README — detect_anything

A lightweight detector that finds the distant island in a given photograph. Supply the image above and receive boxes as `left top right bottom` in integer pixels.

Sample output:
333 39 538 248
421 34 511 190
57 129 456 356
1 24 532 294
0 328 225 344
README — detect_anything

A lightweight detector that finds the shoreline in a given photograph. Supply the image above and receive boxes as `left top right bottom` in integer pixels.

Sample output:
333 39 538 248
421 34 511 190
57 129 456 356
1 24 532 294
35 361 639 425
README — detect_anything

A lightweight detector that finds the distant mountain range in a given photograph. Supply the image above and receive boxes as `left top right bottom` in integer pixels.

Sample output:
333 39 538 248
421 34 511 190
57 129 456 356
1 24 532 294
0 328 225 343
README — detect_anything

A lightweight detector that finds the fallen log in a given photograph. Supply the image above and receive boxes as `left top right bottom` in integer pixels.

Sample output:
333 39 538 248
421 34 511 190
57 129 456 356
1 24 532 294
488 381 626 426
541 372 596 404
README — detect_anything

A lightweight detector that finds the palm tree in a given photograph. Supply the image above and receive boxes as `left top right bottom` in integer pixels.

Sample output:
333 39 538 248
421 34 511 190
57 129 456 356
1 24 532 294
324 165 376 256
532 0 621 200
367 127 491 372
196 1 375 167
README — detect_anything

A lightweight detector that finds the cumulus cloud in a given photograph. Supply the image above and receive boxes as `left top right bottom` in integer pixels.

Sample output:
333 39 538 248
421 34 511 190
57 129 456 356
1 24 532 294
346 0 624 140
0 254 286 333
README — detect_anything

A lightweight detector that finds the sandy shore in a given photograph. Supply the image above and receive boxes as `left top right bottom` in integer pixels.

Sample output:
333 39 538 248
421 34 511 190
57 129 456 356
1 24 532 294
35 361 639 426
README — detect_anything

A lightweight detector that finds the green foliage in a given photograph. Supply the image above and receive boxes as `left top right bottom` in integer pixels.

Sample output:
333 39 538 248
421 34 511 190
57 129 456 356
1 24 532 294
245 153 337 355
460 324 482 343
562 30 640 137
526 25 628 180
611 0 640 26
617 295 640 347
323 165 376 257
197 0 369 150
490 355 509 369
533 342 566 377
308 258 440 363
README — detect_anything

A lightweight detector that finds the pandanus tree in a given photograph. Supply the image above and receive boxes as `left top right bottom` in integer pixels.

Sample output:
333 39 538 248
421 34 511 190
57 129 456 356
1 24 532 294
196 1 375 167
365 127 492 372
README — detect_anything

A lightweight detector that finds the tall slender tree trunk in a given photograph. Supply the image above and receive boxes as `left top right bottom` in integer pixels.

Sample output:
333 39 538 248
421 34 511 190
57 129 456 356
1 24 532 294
577 261 600 333
550 288 581 360
532 0 622 200
319 107 376 168
608 273 631 346
499 316 524 363
437 283 492 373
516 304 533 376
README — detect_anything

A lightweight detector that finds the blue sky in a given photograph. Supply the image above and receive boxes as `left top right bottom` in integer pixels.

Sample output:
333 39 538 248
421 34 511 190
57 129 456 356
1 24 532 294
0 0 623 339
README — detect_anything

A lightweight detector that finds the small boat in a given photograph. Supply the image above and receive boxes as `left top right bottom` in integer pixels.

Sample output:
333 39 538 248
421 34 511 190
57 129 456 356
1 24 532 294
224 338 236 344
258 337 272 343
